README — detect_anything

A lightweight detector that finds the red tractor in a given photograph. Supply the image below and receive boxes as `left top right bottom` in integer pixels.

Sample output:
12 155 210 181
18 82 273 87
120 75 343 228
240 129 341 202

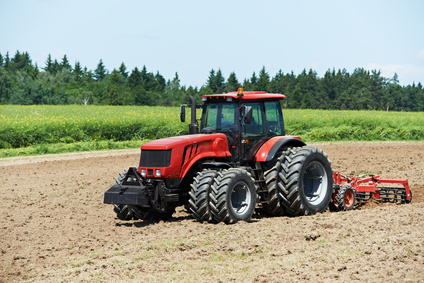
104 89 334 223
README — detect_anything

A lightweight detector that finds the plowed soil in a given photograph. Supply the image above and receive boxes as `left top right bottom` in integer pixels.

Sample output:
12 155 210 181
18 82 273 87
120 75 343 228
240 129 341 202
1 142 423 282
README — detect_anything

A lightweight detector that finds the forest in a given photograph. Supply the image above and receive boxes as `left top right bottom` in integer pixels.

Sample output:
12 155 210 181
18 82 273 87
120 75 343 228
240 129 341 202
0 50 423 111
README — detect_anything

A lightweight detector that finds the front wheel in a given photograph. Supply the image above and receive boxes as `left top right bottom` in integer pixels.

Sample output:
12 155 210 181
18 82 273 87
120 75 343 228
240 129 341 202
209 168 257 224
279 146 333 216
112 170 136 221
189 169 219 222
114 204 133 220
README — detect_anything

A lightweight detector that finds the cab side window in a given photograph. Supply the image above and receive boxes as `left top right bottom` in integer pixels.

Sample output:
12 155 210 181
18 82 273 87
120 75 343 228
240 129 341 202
264 101 284 135
244 102 265 135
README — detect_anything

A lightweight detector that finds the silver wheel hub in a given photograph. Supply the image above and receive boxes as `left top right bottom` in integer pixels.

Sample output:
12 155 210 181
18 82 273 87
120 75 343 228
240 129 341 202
303 161 328 205
230 181 251 215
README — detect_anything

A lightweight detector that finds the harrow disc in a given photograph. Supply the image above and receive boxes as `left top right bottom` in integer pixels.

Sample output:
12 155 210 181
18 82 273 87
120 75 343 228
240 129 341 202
379 187 409 203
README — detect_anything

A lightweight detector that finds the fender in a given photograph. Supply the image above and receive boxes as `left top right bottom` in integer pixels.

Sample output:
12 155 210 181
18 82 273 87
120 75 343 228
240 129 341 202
254 136 306 162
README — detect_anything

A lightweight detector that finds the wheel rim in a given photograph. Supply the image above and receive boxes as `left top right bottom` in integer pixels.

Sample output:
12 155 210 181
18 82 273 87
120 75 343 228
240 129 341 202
302 161 328 205
344 189 354 207
230 181 251 215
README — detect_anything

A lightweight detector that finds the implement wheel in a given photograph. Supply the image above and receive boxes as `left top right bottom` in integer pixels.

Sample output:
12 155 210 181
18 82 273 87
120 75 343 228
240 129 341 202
336 185 356 211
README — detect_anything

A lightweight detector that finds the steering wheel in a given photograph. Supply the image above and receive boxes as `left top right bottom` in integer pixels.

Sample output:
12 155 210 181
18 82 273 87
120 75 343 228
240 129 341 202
220 124 237 145
220 124 236 134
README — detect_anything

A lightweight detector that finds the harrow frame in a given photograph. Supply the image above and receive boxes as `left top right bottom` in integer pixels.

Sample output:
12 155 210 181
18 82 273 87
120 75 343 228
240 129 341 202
332 171 412 209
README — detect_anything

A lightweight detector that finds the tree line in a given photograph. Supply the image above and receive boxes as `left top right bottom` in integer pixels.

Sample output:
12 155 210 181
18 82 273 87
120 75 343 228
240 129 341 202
0 50 423 111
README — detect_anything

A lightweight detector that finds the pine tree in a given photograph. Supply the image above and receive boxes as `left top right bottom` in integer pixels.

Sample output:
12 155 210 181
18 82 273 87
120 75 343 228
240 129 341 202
214 69 225 93
52 59 60 73
12 50 21 67
268 69 283 94
118 62 128 78
0 67 12 103
44 54 53 73
61 55 72 71
4 52 10 69
207 69 216 91
257 66 270 91
250 72 258 90
155 71 166 92
140 65 147 83
163 72 181 106
107 69 123 105
73 61 83 80
242 78 252 90
128 67 141 89
94 59 107 81
225 72 240 92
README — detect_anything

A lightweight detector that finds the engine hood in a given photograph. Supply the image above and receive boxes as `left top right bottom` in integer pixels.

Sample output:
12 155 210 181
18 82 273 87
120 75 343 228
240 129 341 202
141 134 228 151
139 133 231 179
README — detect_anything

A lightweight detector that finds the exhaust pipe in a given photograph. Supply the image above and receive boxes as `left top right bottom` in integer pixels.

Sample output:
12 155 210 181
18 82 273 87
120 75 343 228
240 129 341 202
189 95 199 134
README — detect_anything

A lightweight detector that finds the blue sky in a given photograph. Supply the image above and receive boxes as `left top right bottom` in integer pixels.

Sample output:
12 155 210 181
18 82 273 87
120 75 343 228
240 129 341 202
1 0 423 87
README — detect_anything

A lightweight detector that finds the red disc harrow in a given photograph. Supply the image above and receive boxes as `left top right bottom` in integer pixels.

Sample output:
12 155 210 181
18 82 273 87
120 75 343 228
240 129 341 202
331 171 412 211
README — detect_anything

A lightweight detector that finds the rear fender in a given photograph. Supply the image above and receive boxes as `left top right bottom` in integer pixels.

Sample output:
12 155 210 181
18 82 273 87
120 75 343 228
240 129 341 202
254 136 306 162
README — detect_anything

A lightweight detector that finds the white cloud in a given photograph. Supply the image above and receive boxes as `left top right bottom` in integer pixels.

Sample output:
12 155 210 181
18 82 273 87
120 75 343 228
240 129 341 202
366 63 424 85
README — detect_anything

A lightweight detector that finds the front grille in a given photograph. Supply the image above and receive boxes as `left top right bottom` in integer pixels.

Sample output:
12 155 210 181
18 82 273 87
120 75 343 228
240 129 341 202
139 150 172 167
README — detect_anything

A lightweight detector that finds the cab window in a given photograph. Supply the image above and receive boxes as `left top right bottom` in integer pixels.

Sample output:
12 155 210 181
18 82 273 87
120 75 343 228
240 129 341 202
264 101 284 136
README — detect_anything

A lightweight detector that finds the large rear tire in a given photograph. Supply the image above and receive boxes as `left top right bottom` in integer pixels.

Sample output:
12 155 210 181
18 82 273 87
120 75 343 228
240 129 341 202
209 168 257 224
189 169 219 222
262 160 285 216
279 146 333 216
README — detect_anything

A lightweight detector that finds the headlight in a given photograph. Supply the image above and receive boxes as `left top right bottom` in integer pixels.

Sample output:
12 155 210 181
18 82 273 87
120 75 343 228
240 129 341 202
140 169 146 177
155 169 162 177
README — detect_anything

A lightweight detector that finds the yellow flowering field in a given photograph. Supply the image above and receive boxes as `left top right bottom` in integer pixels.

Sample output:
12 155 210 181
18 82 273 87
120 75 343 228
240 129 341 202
0 105 423 157
0 105 188 149
284 109 424 141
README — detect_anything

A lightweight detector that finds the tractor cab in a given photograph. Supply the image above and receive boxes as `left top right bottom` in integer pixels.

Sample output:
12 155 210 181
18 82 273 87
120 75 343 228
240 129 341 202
196 89 286 160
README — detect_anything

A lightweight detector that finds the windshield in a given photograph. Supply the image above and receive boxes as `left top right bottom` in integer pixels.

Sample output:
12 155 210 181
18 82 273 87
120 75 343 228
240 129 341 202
201 101 284 136
201 102 238 132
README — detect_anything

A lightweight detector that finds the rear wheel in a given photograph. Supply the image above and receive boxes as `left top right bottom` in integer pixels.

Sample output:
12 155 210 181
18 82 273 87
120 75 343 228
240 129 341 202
209 168 257 224
262 159 285 216
279 146 333 216
336 185 356 211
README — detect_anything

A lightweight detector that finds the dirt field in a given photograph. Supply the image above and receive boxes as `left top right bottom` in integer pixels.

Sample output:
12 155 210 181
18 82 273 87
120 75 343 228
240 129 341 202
1 142 423 282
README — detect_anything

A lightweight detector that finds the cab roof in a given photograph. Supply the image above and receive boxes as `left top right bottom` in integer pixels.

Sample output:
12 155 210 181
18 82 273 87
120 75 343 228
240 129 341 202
202 90 285 101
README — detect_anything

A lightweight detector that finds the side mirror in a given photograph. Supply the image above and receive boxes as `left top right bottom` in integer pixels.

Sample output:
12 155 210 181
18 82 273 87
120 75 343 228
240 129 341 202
243 106 253 124
180 105 186 123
